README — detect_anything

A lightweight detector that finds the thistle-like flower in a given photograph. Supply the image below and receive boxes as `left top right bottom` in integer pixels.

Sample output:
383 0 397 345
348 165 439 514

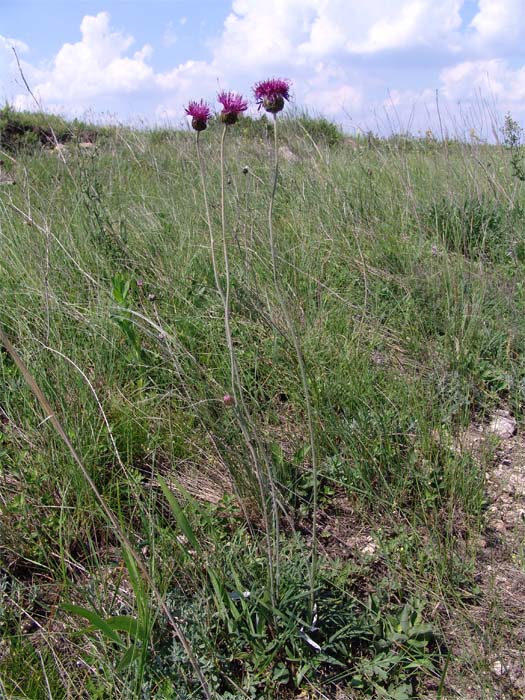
253 78 291 114
217 90 248 125
185 100 211 132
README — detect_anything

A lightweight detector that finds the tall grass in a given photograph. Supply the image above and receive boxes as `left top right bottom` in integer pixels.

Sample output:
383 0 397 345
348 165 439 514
0 114 524 698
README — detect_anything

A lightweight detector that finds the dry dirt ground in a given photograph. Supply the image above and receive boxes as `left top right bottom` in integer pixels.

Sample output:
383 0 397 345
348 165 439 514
444 411 525 699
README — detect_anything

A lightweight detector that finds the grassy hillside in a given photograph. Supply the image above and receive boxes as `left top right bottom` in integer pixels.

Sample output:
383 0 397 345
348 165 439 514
0 110 524 699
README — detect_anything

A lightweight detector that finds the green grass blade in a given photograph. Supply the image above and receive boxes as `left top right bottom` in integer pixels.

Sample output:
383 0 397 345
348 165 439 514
157 475 201 554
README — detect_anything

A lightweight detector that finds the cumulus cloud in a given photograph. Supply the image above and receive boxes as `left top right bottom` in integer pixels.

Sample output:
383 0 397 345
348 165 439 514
469 0 525 50
0 35 29 55
12 12 155 113
441 59 525 103
301 0 464 55
155 60 221 118
213 0 464 69
306 83 363 116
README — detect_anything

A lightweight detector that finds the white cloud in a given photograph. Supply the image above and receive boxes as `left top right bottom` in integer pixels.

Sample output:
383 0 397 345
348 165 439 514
355 0 463 53
441 59 525 104
12 12 155 113
0 35 29 55
206 0 455 123
211 0 525 67
155 60 221 117
212 0 314 73
213 0 464 67
469 0 525 49
299 61 363 116
305 82 363 116
296 0 464 56
203 0 468 127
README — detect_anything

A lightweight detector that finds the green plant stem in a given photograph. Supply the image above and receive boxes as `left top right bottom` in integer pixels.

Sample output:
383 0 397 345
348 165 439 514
219 125 236 397
0 325 213 700
220 124 283 605
268 114 319 617
196 127 278 607
196 131 224 301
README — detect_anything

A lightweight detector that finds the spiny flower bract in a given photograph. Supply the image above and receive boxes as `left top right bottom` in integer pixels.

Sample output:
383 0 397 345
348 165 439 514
217 90 248 125
185 100 212 131
253 78 291 114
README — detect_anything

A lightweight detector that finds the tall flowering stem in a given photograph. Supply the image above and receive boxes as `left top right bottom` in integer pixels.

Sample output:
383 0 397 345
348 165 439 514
195 131 224 302
218 125 236 401
218 121 281 607
191 100 279 607
256 78 319 618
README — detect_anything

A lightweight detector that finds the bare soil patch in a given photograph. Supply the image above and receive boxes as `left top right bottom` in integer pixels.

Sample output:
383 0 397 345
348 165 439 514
444 412 525 699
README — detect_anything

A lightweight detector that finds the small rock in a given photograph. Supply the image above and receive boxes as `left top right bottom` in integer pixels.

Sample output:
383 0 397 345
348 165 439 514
361 538 377 556
492 519 507 534
492 660 506 677
487 413 517 439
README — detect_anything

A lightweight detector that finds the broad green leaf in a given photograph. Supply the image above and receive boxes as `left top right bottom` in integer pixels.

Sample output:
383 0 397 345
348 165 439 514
62 603 123 646
106 615 144 638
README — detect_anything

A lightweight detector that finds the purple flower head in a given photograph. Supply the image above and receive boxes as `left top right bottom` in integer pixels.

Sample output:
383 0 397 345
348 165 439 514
253 78 291 114
217 90 248 125
185 100 211 132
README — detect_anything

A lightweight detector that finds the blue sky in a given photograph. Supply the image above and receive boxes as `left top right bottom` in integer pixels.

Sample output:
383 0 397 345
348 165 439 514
1 1 525 137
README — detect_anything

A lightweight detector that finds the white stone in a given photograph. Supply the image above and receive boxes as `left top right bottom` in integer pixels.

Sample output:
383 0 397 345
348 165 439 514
487 414 517 439
492 660 506 676
361 539 377 555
